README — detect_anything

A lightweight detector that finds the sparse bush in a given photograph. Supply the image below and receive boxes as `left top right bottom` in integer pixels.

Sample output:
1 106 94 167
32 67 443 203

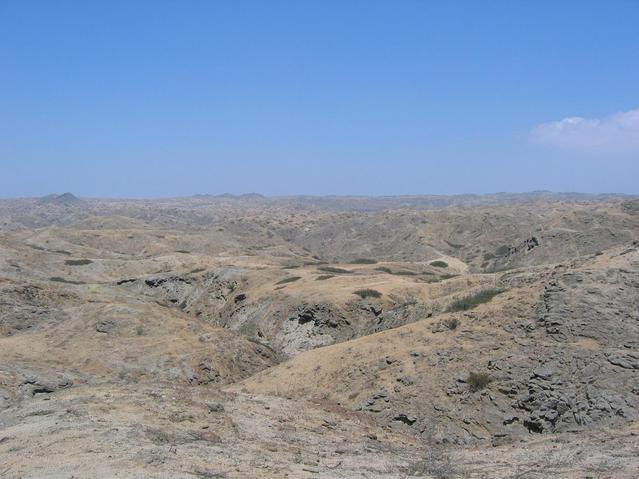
315 275 334 280
444 239 463 249
446 288 504 312
467 371 492 392
375 266 422 276
275 276 301 285
305 260 327 266
484 264 514 273
227 281 237 292
281 264 300 269
349 258 377 264
353 289 382 299
439 273 458 280
239 322 256 336
145 427 174 445
64 259 93 266
430 260 448 268
49 277 85 285
174 250 190 254
444 317 459 330
410 446 459 479
317 266 352 274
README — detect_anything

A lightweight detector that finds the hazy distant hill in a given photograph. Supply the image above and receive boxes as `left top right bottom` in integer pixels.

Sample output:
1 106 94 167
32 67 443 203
37 192 83 205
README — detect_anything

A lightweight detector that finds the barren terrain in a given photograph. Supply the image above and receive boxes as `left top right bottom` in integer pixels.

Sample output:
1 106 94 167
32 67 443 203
1 192 638 478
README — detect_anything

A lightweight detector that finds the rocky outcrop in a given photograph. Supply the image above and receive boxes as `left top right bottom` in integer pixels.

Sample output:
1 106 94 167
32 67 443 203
519 256 639 434
0 284 68 336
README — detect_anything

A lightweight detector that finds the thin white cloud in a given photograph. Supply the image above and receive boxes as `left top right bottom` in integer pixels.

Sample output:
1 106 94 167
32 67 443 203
530 108 639 155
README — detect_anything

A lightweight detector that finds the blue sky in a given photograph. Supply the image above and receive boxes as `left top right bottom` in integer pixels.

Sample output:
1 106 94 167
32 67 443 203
1 1 638 197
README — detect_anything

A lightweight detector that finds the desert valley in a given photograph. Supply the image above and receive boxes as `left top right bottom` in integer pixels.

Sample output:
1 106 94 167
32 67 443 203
0 192 638 477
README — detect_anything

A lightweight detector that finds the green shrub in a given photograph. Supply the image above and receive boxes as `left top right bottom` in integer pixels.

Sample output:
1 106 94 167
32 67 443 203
375 266 392 274
65 259 93 266
349 258 378 264
353 289 382 299
315 275 334 280
317 266 352 274
276 276 301 285
174 250 190 254
467 372 492 392
393 270 417 276
430 260 448 268
446 289 504 312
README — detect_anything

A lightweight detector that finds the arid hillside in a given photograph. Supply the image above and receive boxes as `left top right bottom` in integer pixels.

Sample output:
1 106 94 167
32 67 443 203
0 193 638 478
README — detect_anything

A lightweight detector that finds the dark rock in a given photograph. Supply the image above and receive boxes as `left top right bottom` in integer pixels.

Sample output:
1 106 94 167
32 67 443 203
207 402 224 413
502 414 519 425
393 413 416 425
524 417 544 433
96 320 115 333
396 376 415 386
606 353 639 370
